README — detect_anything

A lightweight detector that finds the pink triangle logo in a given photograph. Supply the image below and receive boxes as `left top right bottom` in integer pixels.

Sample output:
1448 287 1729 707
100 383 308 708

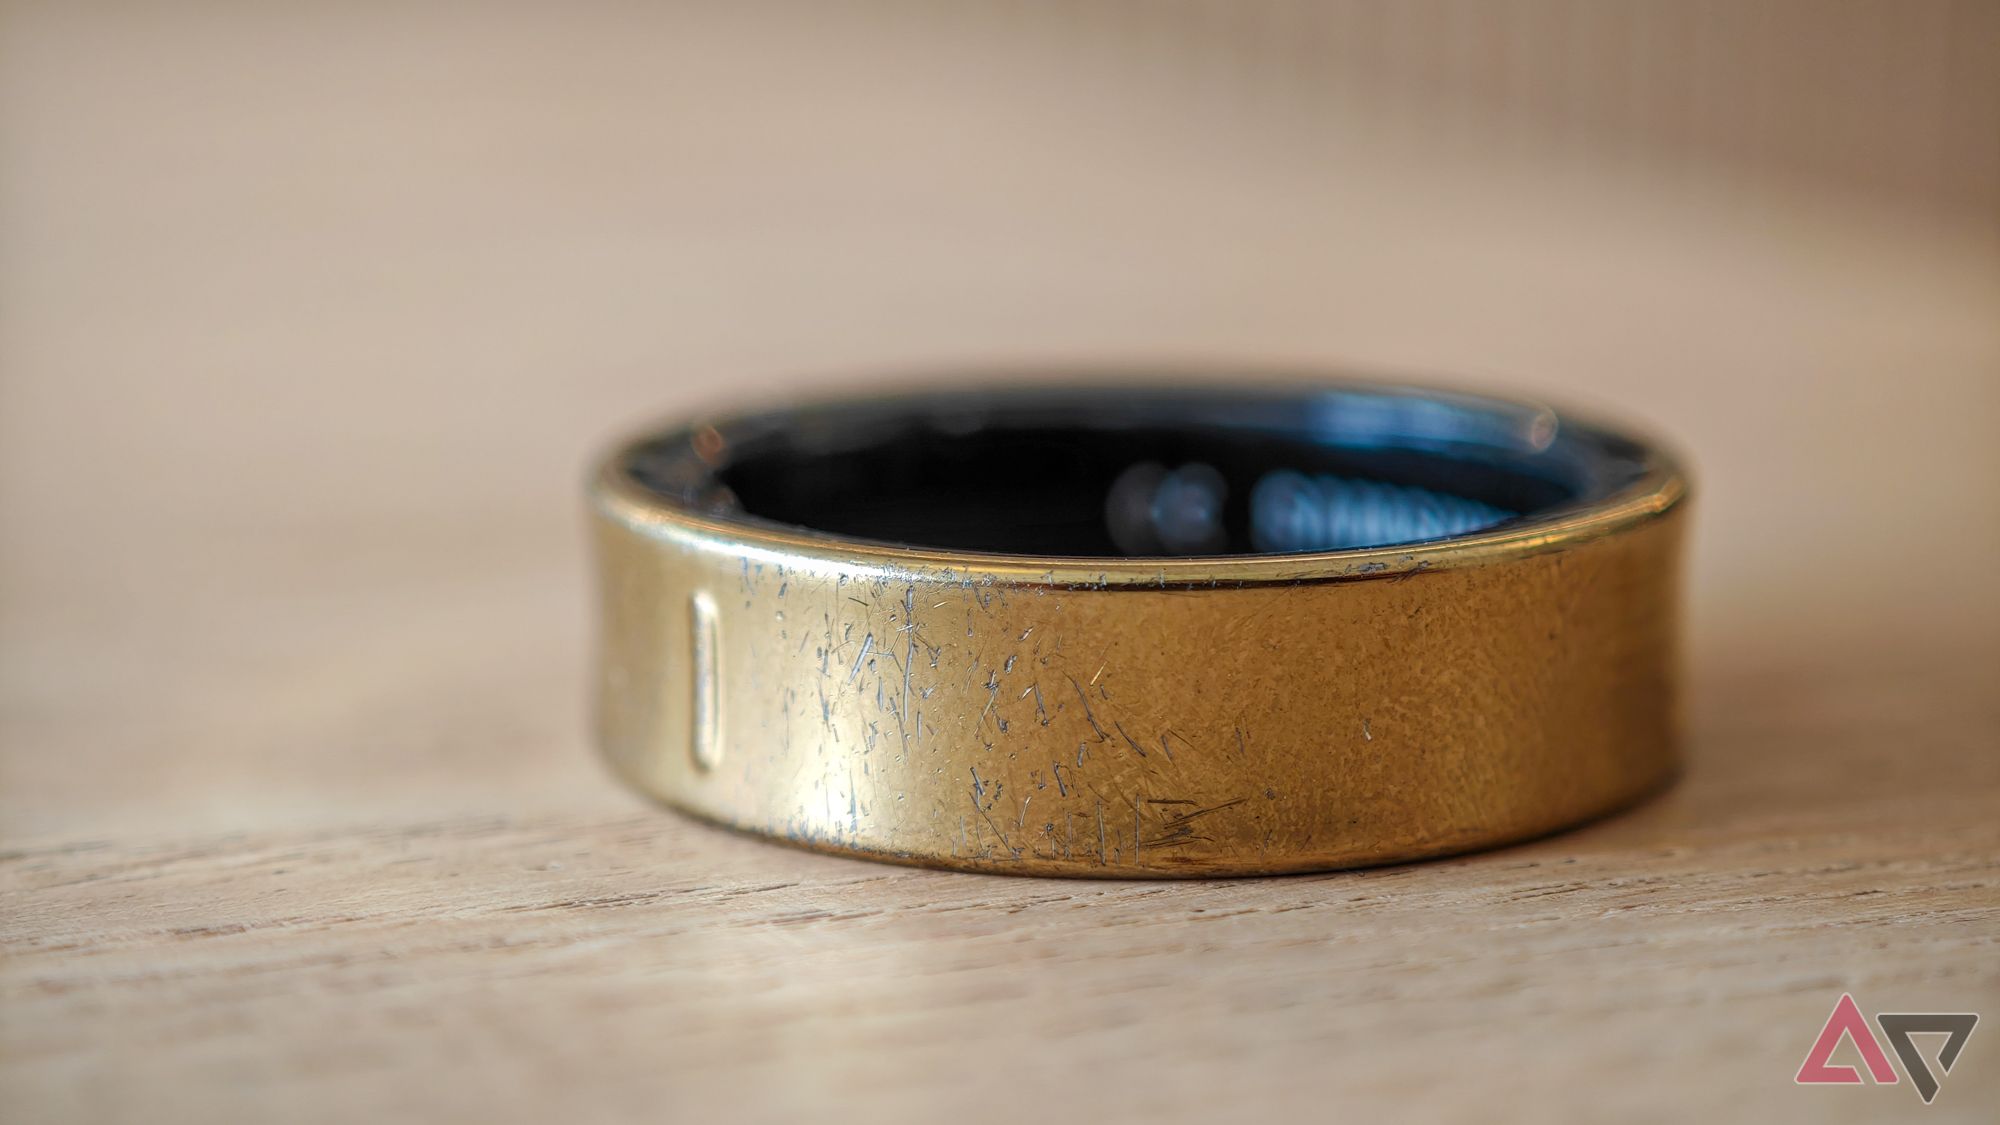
1796 993 1900 1086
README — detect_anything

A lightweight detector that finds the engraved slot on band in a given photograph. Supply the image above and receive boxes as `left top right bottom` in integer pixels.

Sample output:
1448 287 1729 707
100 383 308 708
688 590 720 772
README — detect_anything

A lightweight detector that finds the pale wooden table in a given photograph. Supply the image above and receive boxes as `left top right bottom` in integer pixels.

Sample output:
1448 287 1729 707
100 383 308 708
3 4 1997 1122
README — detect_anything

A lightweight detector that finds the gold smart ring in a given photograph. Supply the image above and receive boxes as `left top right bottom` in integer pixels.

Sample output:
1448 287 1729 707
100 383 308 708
590 378 1689 876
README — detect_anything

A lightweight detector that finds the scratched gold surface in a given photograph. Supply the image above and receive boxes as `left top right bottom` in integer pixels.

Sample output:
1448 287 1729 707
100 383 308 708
592 456 1687 876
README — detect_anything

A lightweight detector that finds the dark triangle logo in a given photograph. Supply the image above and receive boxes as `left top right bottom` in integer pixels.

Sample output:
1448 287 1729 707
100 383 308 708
1875 1013 1978 1105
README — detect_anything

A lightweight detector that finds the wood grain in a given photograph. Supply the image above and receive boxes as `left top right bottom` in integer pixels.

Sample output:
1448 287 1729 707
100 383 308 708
6 643 1996 1122
3 2 1997 1122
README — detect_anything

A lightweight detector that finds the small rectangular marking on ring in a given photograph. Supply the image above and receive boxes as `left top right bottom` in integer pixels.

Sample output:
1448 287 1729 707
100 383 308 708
689 591 721 772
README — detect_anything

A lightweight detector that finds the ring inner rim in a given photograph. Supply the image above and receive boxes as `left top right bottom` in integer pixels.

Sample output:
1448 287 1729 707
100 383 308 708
615 382 1669 562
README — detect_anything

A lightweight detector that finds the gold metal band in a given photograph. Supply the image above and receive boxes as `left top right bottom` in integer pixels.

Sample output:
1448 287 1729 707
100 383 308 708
591 381 1689 876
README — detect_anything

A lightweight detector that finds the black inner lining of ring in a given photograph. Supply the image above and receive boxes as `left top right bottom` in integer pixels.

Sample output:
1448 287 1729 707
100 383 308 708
627 390 1649 557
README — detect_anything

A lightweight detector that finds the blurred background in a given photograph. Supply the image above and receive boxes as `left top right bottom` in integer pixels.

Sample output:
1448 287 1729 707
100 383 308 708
4 3 1998 1120
4 0 1998 826
5 0 1997 835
